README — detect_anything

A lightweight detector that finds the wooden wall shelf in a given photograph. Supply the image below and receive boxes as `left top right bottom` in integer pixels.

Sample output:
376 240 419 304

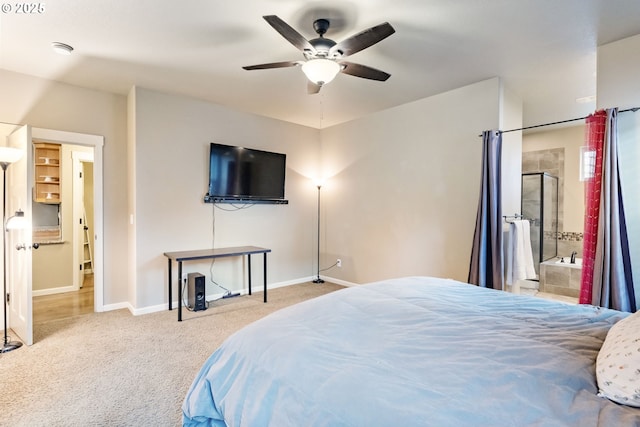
34 142 61 204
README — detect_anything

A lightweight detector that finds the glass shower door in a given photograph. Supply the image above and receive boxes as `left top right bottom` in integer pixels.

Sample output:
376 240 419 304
521 172 558 276
542 173 558 262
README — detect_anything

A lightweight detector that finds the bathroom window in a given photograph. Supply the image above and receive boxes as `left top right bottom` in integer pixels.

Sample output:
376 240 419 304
579 146 596 181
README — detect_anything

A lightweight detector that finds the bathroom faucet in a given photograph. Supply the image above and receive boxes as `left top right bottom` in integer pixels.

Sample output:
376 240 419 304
570 251 577 264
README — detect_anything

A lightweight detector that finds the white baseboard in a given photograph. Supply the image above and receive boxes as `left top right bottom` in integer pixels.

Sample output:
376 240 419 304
269 276 317 289
129 302 167 316
320 276 359 287
40 276 357 317
32 285 76 297
102 302 132 313
127 276 337 316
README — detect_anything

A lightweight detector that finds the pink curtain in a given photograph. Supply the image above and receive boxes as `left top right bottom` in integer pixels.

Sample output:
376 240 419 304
579 111 606 304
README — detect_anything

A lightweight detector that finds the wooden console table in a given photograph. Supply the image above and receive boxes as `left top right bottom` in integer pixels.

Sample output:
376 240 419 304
164 246 271 321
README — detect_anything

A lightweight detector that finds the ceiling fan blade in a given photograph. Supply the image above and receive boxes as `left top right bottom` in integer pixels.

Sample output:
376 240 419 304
263 15 316 54
307 81 322 94
243 61 301 70
331 22 395 57
340 61 391 81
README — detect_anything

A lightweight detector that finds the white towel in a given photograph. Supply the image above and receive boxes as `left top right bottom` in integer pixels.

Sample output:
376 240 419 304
506 219 536 285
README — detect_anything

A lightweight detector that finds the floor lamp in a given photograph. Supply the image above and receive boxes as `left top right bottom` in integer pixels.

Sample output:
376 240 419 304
1 146 23 353
313 183 324 284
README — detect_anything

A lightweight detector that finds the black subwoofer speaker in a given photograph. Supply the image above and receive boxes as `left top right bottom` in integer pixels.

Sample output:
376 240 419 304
187 272 206 311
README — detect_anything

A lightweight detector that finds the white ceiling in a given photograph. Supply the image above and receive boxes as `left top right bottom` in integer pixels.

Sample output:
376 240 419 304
2 0 640 129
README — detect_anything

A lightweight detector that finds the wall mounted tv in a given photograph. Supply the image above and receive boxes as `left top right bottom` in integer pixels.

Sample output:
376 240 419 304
204 143 288 204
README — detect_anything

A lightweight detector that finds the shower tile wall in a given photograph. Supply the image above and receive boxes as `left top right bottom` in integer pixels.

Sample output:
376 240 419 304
522 148 583 258
522 148 564 231
557 232 583 259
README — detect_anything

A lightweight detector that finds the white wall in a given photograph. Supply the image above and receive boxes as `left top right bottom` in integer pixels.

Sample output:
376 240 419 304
500 84 523 219
319 78 502 284
0 70 510 313
127 87 138 308
598 33 640 308
0 70 128 306
499 84 524 287
130 87 321 310
597 33 640 111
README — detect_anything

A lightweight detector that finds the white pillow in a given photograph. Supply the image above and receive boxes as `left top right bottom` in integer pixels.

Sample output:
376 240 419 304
596 311 640 407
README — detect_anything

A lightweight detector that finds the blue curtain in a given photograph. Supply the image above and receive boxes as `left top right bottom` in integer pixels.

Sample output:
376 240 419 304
468 130 503 289
591 108 636 312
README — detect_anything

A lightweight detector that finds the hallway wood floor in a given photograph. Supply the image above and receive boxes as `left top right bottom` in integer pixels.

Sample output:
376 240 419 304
33 274 94 323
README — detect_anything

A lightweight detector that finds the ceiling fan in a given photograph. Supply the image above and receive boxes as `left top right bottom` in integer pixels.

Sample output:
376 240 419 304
243 15 395 94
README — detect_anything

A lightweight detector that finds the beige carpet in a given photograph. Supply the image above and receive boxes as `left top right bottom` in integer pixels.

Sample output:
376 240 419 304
0 282 344 426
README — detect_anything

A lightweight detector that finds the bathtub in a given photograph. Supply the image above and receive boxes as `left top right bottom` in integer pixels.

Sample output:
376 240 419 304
540 257 582 298
555 257 582 268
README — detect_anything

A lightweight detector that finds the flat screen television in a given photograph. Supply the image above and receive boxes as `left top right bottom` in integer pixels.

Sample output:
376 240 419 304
204 143 288 204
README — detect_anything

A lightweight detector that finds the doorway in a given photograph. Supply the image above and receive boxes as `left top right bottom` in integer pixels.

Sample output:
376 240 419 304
72 150 94 290
32 144 95 322
28 128 103 344
2 125 104 345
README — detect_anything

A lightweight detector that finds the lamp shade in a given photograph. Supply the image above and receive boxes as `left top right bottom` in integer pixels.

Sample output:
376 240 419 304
0 147 23 164
301 59 340 85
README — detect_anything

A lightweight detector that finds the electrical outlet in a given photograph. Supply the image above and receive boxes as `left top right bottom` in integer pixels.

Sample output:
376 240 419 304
337 258 342 268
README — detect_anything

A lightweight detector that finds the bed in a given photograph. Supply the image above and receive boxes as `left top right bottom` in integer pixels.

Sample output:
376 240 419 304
182 276 640 426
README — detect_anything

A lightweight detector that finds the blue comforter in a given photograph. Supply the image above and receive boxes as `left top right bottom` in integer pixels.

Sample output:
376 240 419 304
183 276 640 426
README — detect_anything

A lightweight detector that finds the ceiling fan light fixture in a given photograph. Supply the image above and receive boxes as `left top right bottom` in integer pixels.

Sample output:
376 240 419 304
302 59 340 85
52 42 74 56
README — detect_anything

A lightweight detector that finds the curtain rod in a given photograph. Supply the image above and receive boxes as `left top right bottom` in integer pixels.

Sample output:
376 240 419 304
480 107 640 137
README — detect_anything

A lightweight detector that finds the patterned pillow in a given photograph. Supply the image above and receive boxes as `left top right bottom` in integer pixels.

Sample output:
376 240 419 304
596 311 640 407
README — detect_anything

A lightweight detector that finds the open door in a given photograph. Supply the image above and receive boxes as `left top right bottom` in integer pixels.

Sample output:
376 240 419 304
6 125 33 346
